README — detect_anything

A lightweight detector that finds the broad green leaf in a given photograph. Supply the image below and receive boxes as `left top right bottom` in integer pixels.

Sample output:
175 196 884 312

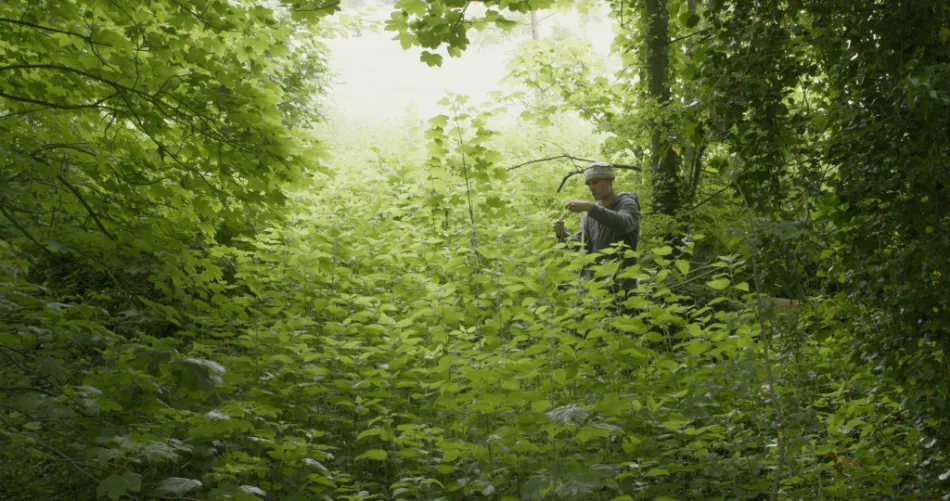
684 340 710 356
155 477 202 496
357 428 382 440
707 278 730 290
546 404 589 424
420 51 443 67
97 472 142 500
674 259 690 275
357 449 388 460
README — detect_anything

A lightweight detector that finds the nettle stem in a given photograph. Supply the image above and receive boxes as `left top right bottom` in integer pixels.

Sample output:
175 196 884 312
732 178 787 501
449 102 478 254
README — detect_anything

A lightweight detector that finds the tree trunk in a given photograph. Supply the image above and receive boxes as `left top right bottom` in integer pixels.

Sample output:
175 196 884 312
645 0 680 215
530 11 540 40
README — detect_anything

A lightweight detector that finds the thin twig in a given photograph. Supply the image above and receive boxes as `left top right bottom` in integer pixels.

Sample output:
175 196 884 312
32 441 100 483
670 28 711 44
732 178 787 501
508 154 599 171
0 345 64 389
0 17 111 46
54 173 117 240
0 386 58 397
555 164 643 192
0 203 55 254
687 185 731 211
0 90 116 111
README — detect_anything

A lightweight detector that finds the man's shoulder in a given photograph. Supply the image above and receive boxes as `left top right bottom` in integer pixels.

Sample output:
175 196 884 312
615 192 641 206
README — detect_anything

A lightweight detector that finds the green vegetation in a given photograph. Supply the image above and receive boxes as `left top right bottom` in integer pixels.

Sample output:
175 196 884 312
2 0 948 500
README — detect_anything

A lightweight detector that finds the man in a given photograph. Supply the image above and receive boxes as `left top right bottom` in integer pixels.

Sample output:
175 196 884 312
553 162 641 293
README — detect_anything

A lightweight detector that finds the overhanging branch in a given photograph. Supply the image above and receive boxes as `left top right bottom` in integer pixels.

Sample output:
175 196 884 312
0 203 54 254
54 173 117 241
507 154 600 171
506 155 642 191
555 164 642 192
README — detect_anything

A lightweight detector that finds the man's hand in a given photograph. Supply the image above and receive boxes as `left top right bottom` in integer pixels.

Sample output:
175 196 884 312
565 200 594 213
553 219 566 237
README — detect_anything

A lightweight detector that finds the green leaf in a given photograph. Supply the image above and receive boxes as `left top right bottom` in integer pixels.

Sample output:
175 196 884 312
420 51 443 67
357 449 388 460
653 246 673 256
357 428 382 440
674 259 690 275
645 468 670 477
178 358 226 391
397 0 428 17
546 404 589 424
238 485 267 498
97 472 142 500
706 278 730 290
684 340 710 356
612 316 648 334
155 477 202 496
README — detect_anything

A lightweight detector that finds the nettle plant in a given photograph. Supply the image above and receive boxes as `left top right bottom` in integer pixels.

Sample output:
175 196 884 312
2 94 931 499
230 105 791 500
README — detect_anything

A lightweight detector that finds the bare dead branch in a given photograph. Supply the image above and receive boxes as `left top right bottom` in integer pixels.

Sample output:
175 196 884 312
508 155 600 171
555 164 643 192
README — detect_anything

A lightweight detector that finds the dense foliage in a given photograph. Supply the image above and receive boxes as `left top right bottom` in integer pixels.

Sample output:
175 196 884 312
2 0 948 500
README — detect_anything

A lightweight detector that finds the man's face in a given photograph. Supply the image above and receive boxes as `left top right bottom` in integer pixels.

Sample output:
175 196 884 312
587 178 611 200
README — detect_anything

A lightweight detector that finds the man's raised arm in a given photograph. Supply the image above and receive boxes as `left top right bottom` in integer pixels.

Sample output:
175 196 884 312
587 195 640 234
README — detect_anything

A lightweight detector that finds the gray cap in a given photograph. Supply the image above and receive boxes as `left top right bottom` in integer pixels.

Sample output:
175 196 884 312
583 162 615 183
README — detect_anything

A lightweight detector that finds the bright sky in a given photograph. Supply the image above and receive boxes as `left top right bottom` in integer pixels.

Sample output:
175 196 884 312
321 8 615 122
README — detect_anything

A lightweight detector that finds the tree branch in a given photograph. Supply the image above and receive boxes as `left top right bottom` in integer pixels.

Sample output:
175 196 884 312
553 164 643 192
731 178 787 501
0 90 117 111
0 385 58 397
55 173 117 240
687 185 731 211
670 28 710 44
0 203 55 254
0 344 64 390
0 17 111 46
507 154 600 171
32 440 100 483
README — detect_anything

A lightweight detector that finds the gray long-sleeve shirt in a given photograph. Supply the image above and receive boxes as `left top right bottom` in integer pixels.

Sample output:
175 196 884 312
561 192 641 287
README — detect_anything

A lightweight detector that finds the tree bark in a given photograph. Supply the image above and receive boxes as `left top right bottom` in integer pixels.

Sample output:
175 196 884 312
645 0 681 215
